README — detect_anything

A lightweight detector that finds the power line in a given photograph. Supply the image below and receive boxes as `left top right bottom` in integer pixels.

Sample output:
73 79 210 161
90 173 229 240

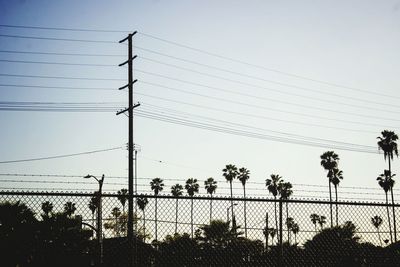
137 31 400 100
0 146 123 164
136 92 398 130
0 73 124 81
0 59 116 67
0 84 115 91
0 34 117 43
0 24 129 33
0 50 125 57
139 80 400 126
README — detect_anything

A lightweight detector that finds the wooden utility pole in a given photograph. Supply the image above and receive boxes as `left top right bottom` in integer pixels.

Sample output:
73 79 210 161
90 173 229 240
117 31 140 267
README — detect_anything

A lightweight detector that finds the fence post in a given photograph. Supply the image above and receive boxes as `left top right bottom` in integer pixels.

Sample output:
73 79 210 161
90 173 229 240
278 199 283 267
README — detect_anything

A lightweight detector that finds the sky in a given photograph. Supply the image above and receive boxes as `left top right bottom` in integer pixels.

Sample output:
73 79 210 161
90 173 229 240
1 0 400 202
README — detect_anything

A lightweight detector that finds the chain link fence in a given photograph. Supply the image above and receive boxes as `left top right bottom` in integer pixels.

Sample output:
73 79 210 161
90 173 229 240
1 191 400 266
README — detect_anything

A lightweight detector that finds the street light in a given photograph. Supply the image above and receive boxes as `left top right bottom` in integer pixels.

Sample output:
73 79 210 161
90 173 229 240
84 174 104 265
227 203 238 223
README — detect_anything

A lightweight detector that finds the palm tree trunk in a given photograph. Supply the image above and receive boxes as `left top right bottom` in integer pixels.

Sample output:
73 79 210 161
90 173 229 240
335 184 339 226
210 194 213 224
377 227 382 246
274 196 278 243
386 192 393 243
143 210 146 242
328 179 333 228
155 197 158 241
191 198 194 238
389 158 397 242
294 233 297 244
244 184 247 238
230 180 234 227
175 198 178 234
286 202 290 244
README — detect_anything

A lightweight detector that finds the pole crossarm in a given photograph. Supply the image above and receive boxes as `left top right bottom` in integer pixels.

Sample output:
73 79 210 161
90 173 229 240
118 79 138 90
119 31 137 43
119 55 137 67
116 103 141 115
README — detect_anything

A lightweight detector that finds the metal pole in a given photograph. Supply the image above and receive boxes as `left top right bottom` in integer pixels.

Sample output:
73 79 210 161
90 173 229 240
98 175 104 266
278 199 283 267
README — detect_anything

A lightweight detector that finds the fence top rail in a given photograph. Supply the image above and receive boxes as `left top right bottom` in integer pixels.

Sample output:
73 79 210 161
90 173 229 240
0 189 394 207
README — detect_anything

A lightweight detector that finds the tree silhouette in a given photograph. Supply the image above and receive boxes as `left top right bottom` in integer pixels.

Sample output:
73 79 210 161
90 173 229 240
378 130 398 241
112 207 121 237
371 215 383 246
171 184 183 234
88 196 97 224
377 170 394 243
41 201 53 219
285 217 294 244
310 213 320 234
238 167 250 238
117 188 128 215
291 223 299 244
137 195 149 241
63 202 76 218
320 151 339 227
223 164 238 225
185 178 199 238
278 181 293 242
266 174 283 242
150 177 164 241
318 215 327 230
204 177 217 224
331 168 343 226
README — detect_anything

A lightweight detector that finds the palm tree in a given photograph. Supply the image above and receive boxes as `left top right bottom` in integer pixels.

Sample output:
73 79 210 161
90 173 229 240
238 167 250 238
371 215 383 246
378 130 398 241
269 228 277 246
278 181 293 242
41 201 53 218
88 196 97 223
266 174 283 241
291 223 299 244
137 196 149 241
377 171 394 243
185 178 199 238
171 184 183 234
331 168 343 226
111 207 121 237
223 164 238 224
117 188 128 214
310 213 320 234
204 177 217 224
63 202 76 218
150 177 164 241
320 151 339 227
285 217 294 244
318 215 327 230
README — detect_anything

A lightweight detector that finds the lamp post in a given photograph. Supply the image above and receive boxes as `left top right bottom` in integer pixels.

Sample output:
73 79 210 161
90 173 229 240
84 174 104 265
226 203 238 223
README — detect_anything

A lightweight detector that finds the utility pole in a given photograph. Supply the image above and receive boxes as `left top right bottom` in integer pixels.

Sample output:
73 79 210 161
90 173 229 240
117 31 140 267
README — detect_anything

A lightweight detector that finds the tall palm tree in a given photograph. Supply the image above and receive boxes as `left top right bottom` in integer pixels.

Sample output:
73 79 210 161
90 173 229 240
63 202 76 218
266 174 283 242
377 171 394 243
320 151 339 227
310 213 320 234
204 177 217 224
331 168 343 226
278 181 293 242
185 178 199 238
238 167 250 238
291 223 299 244
88 196 97 223
371 215 383 246
137 196 149 241
111 207 121 237
223 164 238 224
269 228 277 246
150 177 164 241
41 201 53 218
318 215 327 230
171 184 183 234
117 188 128 214
378 130 398 241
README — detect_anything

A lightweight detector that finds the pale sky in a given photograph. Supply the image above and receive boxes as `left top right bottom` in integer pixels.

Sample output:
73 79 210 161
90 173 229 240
1 0 400 202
